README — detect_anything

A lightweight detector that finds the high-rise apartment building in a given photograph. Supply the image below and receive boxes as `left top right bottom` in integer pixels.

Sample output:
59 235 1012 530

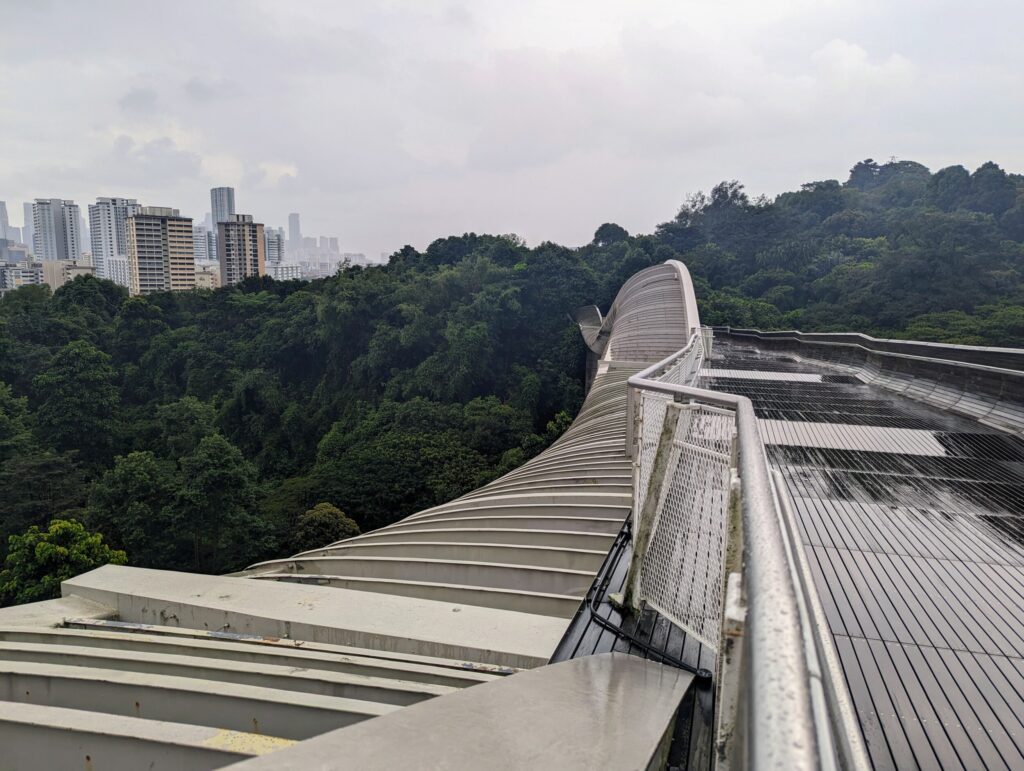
32 198 82 261
288 212 301 252
0 260 43 293
192 225 216 262
105 256 133 290
265 227 285 265
0 239 30 262
0 204 21 246
210 187 235 225
88 197 140 279
126 207 195 295
217 214 265 287
328 236 339 253
267 263 302 281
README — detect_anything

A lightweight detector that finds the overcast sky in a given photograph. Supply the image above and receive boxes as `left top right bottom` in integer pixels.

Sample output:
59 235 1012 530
3 0 1022 258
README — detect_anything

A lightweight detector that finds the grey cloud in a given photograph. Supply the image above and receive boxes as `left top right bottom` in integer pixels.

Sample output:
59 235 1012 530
442 4 474 27
118 87 159 113
106 135 204 187
184 77 236 103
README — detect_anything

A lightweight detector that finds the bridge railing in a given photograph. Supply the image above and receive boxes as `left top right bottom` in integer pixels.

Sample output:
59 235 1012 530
623 330 867 770
714 325 1024 435
715 325 1024 371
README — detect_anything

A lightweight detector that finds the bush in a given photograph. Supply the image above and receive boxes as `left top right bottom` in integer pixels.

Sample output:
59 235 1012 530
0 519 126 606
293 503 360 553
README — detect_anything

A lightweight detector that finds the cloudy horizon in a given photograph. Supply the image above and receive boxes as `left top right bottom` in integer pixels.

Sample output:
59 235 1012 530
3 0 1022 258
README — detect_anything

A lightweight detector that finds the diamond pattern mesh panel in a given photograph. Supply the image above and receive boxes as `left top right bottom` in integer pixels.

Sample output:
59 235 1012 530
637 405 734 650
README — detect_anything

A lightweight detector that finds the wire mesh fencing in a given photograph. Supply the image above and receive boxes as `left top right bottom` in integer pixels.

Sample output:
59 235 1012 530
636 404 735 650
658 333 705 386
632 330 706 509
628 327 738 652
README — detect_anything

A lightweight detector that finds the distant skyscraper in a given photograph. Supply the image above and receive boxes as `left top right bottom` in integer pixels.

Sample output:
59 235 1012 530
80 211 89 258
192 225 216 262
32 199 82 261
192 227 208 261
0 238 30 262
265 227 285 265
88 197 140 279
266 263 302 281
210 187 236 225
288 213 301 252
22 203 34 253
218 214 265 287
302 236 316 250
0 202 9 240
327 236 339 253
126 207 195 295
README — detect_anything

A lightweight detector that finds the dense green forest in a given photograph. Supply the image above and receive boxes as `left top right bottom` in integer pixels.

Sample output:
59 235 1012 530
2 157 1023 601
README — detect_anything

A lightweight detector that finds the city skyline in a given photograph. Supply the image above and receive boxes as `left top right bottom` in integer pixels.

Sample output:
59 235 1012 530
3 1 1023 259
1 190 356 262
1 186 368 295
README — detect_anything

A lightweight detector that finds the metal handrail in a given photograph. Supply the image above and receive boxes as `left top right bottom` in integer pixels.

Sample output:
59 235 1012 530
715 326 1024 375
625 344 866 769
611 260 861 767
624 330 704 458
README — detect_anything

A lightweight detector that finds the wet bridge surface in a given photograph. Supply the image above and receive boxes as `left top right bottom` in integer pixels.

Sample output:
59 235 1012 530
704 340 1024 771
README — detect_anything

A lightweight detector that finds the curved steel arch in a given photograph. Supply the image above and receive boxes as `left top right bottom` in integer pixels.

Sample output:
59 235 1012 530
242 261 700 617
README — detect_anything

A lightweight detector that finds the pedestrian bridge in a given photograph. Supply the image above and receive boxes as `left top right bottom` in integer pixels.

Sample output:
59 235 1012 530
1 260 1022 769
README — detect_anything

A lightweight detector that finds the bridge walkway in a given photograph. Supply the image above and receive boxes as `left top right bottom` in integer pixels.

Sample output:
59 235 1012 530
705 339 1024 771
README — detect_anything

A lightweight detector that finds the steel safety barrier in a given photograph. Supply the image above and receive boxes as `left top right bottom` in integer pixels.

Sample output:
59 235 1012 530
622 329 868 770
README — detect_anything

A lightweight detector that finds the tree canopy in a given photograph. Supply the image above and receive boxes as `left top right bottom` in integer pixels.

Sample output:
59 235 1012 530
293 503 360 553
1 157 1021 598
0 519 126 606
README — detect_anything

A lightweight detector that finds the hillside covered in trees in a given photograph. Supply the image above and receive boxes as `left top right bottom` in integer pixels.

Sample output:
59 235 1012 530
2 157 1023 599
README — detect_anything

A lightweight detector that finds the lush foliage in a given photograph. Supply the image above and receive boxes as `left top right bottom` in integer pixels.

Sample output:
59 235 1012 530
0 519 126 605
293 503 360 553
668 159 1024 340
1 157 1022 595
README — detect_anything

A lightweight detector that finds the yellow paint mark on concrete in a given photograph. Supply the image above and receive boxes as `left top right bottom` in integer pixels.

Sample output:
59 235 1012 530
203 729 296 755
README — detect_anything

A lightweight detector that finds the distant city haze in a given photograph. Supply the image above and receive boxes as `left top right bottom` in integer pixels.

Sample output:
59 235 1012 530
3 0 1023 258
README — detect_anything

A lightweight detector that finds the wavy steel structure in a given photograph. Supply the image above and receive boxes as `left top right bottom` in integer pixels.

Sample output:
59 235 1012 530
0 260 709 770
241 260 700 618
3 256 1019 769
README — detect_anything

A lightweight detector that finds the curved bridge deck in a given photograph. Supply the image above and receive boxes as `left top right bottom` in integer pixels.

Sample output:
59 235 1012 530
2 258 1021 770
0 260 705 770
241 261 695 620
